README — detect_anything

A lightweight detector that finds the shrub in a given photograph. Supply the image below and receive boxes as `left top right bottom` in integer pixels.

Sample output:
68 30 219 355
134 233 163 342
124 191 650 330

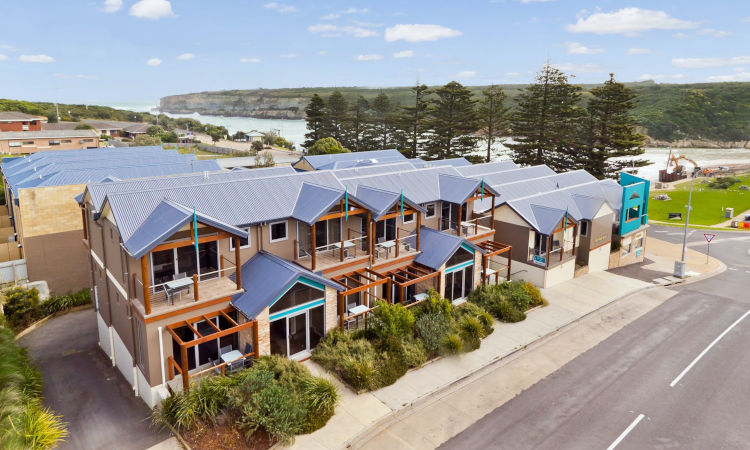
508 289 531 312
40 289 91 316
300 377 338 433
373 351 408 388
3 287 41 330
414 289 454 319
415 312 453 355
458 316 484 351
368 300 415 341
341 354 376 391
708 176 741 189
15 400 68 449
251 355 310 390
237 383 305 446
399 337 427 368
491 299 526 323
442 333 463 354
521 282 544 307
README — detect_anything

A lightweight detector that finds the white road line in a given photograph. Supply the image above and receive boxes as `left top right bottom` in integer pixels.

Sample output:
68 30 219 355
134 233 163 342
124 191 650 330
728 267 738 271
670 309 750 388
606 414 645 450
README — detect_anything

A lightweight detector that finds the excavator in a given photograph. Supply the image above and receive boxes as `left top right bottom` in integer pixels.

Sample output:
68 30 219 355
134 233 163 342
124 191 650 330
659 151 701 182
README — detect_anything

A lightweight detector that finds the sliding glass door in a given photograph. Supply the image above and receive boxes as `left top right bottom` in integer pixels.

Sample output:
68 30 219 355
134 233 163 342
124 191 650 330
445 265 473 302
151 241 219 284
269 304 325 359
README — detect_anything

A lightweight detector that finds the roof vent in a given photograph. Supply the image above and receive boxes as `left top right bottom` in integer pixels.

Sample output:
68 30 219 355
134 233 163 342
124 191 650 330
204 171 209 180
370 158 378 163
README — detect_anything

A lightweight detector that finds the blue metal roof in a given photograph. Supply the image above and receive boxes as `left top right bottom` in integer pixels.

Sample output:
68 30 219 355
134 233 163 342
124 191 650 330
297 149 407 170
454 160 519 177
328 162 416 178
409 227 483 270
123 199 249 258
438 173 500 204
424 157 473 168
354 185 427 220
231 251 343 319
292 182 346 225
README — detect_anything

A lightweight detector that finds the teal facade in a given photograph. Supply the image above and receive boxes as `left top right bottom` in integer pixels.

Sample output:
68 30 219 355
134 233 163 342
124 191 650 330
618 172 650 235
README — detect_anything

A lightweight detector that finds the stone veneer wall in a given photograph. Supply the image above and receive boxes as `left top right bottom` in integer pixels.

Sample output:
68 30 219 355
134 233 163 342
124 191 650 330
255 308 271 356
325 286 338 332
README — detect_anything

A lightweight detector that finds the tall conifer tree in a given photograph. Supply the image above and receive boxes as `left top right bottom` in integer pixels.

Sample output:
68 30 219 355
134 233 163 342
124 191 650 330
303 94 326 148
323 91 348 144
396 83 431 158
425 81 479 160
368 93 395 149
478 85 509 162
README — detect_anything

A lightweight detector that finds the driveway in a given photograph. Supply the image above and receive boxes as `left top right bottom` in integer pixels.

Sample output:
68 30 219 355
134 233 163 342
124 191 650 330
18 308 172 450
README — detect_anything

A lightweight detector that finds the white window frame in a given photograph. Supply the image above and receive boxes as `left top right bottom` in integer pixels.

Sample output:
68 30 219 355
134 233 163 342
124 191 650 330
229 228 251 250
8 141 21 147
424 203 437 219
402 212 415 224
269 220 288 243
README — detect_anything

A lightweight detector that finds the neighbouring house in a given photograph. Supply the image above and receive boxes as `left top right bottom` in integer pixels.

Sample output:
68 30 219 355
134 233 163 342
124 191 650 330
0 111 47 132
292 148 408 171
123 123 150 139
606 172 650 268
244 131 264 143
77 149 642 407
81 120 124 137
0 146 222 295
0 129 100 154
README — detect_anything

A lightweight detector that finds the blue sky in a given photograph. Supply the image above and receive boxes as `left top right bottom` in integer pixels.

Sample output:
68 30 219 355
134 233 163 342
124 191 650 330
1 0 748 104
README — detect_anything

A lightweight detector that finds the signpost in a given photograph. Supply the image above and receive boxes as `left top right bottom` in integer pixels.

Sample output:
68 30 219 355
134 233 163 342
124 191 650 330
703 233 715 264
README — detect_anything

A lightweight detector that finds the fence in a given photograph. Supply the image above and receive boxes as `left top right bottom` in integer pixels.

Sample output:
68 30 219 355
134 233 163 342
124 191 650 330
0 259 27 285
0 243 22 263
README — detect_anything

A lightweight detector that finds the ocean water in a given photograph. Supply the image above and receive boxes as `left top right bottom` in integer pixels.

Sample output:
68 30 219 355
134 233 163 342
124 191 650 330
102 103 749 179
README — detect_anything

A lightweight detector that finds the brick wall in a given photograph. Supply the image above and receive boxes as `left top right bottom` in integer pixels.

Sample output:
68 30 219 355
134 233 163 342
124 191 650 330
255 308 271 355
325 286 338 332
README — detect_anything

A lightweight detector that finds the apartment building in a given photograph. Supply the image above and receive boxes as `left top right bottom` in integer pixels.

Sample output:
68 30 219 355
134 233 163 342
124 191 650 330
0 147 222 293
0 112 47 132
80 151 645 406
0 129 100 154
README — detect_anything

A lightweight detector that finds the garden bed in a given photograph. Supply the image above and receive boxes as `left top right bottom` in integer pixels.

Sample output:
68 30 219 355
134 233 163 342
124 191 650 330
312 282 545 393
154 355 338 447
1 286 92 332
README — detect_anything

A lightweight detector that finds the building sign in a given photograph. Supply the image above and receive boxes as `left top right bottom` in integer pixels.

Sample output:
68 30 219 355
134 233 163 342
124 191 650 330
593 234 608 245
532 255 546 267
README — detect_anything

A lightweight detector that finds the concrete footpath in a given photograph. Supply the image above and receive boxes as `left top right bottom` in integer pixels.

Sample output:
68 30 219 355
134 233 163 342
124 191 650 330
289 238 724 450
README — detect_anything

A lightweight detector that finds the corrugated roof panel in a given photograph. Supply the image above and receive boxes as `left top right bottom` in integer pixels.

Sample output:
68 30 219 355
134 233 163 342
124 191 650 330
292 183 344 225
300 149 406 170
411 227 483 270
328 162 416 179
454 160 518 177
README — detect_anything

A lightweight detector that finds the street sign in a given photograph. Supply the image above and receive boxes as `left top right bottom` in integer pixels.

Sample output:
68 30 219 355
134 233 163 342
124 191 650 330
704 233 715 263
704 233 715 243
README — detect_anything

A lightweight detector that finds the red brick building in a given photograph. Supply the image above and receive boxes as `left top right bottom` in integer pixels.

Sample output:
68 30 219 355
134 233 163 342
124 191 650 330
0 112 47 132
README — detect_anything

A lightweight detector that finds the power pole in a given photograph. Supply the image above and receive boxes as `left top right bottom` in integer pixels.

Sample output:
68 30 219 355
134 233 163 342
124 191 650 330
674 168 697 277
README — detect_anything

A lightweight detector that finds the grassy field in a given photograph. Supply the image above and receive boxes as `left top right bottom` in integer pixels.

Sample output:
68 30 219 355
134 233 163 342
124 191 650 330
649 174 750 225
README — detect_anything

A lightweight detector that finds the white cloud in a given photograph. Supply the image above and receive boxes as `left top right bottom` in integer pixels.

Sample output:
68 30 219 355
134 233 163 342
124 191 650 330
239 57 261 63
457 70 476 78
672 32 688 38
322 13 339 20
53 73 98 80
19 54 55 63
146 57 162 66
521 0 555 3
627 47 650 54
177 53 195 60
385 24 462 42
707 71 750 82
102 0 122 13
356 54 383 61
565 8 698 36
280 53 297 58
393 50 414 58
672 56 750 69
697 28 731 38
638 73 685 81
505 71 520 77
0 54 7 61
264 2 298 13
308 23 377 38
743 17 750 23
129 0 174 20
318 50 327 55
553 62 605 73
563 41 604 55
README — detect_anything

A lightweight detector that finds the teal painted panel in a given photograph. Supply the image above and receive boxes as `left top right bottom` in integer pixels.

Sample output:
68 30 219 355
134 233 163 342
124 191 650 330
269 298 325 321
460 242 475 253
445 260 474 273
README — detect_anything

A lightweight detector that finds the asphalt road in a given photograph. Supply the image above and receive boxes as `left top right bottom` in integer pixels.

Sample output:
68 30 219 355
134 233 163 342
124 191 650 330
18 308 170 450
442 225 750 450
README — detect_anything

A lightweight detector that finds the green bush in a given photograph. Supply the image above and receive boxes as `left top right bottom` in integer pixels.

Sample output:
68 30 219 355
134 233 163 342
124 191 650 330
40 289 91 316
708 176 741 189
491 299 526 323
469 281 544 323
399 337 427 368
301 377 338 432
3 287 41 330
238 383 305 446
415 312 453 355
341 354 377 391
414 289 454 319
521 282 545 307
368 300 415 341
458 316 484 351
442 333 463 354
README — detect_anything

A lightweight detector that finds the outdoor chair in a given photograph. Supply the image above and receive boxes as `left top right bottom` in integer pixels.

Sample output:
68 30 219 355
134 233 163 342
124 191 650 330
376 237 385 258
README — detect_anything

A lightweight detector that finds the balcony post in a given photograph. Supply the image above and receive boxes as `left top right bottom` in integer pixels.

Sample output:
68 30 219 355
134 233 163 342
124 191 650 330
395 228 400 258
193 274 199 301
457 204 463 236
490 195 496 230
311 223 316 270
416 213 421 251
572 223 577 256
141 256 151 315
234 236 242 290
180 345 189 391
252 319 259 359
339 292 345 329
546 235 552 268
507 247 512 281
370 220 376 265
366 212 372 255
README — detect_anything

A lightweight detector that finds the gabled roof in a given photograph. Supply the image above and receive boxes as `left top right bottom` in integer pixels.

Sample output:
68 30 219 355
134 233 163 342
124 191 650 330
297 149 406 170
409 157 473 169
291 182 347 225
354 185 426 220
0 129 98 139
438 173 500 204
231 251 343 319
123 199 249 258
0 112 46 122
409 227 483 270
329 162 416 179
454 160 519 177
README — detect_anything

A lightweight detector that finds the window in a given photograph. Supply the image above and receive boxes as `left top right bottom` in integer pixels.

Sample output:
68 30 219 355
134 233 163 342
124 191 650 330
270 282 324 314
402 213 414 224
229 228 251 250
270 220 288 242
82 138 94 142
49 140 61 146
634 233 644 249
446 246 473 268
425 203 436 218
61 139 72 144
22 141 34 145
534 232 548 255
580 220 589 237
8 142 21 147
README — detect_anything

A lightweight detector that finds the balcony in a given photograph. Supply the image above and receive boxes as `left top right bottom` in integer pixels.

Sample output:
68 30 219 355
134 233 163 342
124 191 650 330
528 245 575 269
295 235 370 272
373 234 420 264
441 215 495 241
133 262 243 317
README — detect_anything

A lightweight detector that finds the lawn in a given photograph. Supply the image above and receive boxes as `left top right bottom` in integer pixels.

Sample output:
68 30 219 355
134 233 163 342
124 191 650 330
649 174 750 225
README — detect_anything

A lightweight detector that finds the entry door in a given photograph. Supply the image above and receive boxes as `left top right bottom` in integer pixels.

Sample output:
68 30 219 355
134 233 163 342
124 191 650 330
376 218 397 241
446 265 473 301
441 203 463 231
287 311 308 356
269 305 325 358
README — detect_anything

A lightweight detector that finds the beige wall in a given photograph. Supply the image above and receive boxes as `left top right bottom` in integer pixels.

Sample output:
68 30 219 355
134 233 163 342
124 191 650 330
0 137 99 154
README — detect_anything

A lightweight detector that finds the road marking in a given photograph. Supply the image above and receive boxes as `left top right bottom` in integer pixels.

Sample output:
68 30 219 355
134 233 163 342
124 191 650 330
606 414 645 450
670 309 750 387
728 267 738 271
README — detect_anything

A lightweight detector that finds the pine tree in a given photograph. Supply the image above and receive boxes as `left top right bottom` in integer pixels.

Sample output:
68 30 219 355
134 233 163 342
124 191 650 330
584 73 647 179
345 96 371 151
395 83 431 158
508 64 584 171
303 94 326 148
366 93 395 149
425 81 479 160
324 91 348 144
478 85 509 162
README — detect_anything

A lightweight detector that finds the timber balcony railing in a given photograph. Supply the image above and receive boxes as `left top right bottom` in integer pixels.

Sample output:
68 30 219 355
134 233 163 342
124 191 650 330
133 257 242 316
373 229 420 263
528 241 576 269
295 235 369 271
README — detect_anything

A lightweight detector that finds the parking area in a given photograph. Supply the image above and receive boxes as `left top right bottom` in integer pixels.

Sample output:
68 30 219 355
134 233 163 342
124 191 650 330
17 308 172 450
